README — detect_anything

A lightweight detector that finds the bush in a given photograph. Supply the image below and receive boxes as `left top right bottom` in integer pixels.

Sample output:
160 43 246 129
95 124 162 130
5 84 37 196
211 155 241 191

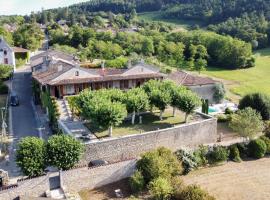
229 144 241 162
176 185 216 200
0 82 8 94
248 139 267 159
236 143 249 158
193 145 208 167
148 177 173 200
238 93 270 120
217 114 231 123
175 149 198 174
46 135 84 170
16 137 46 177
259 136 270 154
129 170 145 193
229 107 264 139
137 147 183 183
208 146 229 164
225 107 234 115
264 121 270 137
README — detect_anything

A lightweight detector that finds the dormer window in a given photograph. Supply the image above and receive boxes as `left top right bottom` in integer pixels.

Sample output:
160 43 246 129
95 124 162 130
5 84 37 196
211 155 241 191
75 71 79 76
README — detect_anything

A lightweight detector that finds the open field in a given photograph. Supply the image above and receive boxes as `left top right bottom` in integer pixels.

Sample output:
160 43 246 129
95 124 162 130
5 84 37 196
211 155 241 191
85 109 188 138
203 48 270 101
183 157 270 200
138 11 205 31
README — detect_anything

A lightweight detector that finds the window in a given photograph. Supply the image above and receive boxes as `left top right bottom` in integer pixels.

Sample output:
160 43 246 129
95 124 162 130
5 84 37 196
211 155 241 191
4 58 8 64
3 50 7 55
64 85 75 95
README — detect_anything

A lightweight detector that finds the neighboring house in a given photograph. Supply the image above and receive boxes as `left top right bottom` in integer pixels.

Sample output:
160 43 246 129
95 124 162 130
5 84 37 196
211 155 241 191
32 51 165 98
31 49 78 73
168 70 220 103
0 37 16 69
0 37 30 70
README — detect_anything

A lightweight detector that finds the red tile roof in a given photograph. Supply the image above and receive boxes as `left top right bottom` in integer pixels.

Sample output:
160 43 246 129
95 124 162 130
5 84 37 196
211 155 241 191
168 71 218 86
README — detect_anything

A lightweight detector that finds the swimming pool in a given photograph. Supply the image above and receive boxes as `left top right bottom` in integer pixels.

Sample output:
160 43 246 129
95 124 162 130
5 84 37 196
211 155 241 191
208 107 219 113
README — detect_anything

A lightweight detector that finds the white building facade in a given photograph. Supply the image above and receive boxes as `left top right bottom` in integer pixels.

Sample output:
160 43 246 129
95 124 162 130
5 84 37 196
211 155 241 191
0 37 16 70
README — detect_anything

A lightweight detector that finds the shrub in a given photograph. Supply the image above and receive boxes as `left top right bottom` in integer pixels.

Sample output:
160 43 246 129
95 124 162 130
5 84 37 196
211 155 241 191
259 136 270 154
208 146 229 164
129 170 145 193
216 114 231 123
46 135 84 170
236 143 249 158
148 177 173 200
16 137 46 176
248 139 267 159
175 149 198 174
229 144 241 162
225 107 234 115
176 185 216 200
193 145 208 167
264 121 270 137
171 176 184 197
0 82 8 94
238 93 270 120
137 147 183 183
229 107 264 139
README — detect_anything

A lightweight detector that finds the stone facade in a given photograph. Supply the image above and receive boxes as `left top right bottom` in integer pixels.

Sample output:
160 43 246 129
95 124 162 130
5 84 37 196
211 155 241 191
0 160 136 200
81 115 217 164
61 159 136 192
188 84 217 104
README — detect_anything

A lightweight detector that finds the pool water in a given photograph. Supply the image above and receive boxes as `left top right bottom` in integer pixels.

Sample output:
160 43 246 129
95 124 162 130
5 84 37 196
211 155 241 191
208 107 219 113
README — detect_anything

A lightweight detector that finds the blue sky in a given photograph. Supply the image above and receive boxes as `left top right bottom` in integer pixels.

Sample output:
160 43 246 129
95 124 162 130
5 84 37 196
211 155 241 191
0 0 88 15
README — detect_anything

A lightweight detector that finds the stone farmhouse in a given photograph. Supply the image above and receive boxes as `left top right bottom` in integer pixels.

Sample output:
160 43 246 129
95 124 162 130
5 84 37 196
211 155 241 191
168 70 220 103
32 50 165 98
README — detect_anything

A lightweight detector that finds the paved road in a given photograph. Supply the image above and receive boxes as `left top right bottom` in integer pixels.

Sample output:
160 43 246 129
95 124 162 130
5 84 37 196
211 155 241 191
11 68 39 141
0 67 39 180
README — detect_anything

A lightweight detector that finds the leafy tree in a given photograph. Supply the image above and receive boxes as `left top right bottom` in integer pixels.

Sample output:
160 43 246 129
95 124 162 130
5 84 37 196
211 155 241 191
238 93 270 120
84 97 127 137
16 137 46 176
142 38 154 56
174 90 201 123
0 64 12 79
229 107 264 140
46 135 84 170
125 88 149 124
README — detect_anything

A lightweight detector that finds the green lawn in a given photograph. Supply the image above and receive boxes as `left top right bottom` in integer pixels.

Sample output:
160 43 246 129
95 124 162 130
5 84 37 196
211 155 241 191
203 48 270 101
85 109 187 138
138 11 205 30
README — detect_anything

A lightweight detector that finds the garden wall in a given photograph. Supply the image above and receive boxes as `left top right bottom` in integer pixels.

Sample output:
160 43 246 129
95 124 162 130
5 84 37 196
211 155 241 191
0 159 136 200
60 159 136 192
81 115 217 164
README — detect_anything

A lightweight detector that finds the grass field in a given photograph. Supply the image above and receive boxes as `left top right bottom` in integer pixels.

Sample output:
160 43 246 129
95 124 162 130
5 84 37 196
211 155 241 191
85 109 187 138
138 11 205 31
203 48 270 101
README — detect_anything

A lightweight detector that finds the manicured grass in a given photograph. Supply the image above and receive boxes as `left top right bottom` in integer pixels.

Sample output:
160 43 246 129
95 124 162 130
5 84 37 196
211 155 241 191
85 109 187 138
203 48 270 101
138 11 205 30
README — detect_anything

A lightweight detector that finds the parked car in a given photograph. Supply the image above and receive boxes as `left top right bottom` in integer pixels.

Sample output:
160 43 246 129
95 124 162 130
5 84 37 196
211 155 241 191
10 92 19 106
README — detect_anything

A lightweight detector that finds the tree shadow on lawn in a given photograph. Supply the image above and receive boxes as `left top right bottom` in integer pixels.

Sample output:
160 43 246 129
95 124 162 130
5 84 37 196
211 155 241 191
86 111 185 138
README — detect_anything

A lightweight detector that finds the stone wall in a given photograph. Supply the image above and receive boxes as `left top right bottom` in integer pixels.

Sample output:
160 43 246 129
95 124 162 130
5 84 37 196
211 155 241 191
188 84 216 104
0 160 136 200
0 174 50 200
61 159 136 192
81 115 217 164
